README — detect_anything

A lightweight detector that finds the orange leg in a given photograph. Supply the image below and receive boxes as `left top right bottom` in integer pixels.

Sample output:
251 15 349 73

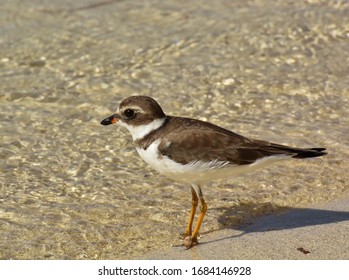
183 186 198 238
183 185 207 248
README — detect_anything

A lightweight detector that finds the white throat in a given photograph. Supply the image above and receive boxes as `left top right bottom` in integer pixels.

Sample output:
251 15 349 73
119 118 166 141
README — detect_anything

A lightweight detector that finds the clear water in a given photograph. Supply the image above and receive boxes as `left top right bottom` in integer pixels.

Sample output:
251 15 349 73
0 0 348 259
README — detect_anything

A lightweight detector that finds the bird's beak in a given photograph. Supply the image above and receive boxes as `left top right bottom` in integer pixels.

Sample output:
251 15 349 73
100 114 119 125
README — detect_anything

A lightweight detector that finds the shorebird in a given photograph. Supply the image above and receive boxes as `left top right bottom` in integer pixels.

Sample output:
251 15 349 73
101 95 326 248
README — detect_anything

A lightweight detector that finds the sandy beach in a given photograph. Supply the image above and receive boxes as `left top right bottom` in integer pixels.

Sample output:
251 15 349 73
1 0 348 259
143 195 349 259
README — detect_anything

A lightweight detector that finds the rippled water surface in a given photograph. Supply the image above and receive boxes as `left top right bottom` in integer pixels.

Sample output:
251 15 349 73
1 0 348 259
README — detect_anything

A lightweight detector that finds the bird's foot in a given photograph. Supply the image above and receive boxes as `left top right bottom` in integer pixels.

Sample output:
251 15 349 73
182 235 198 249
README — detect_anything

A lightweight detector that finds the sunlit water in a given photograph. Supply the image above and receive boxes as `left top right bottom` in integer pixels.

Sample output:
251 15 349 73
1 0 348 259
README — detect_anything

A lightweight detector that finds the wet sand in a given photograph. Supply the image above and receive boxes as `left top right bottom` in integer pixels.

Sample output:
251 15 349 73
1 0 348 259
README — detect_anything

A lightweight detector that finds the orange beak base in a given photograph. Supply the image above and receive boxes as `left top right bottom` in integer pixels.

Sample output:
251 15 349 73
101 114 118 126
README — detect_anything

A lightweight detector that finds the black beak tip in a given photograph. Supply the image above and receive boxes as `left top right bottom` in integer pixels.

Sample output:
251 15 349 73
101 118 111 126
101 114 118 125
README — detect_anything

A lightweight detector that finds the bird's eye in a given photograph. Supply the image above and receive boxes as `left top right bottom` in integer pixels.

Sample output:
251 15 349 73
124 109 135 118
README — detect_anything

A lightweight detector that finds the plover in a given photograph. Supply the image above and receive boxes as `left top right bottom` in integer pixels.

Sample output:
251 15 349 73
101 95 327 248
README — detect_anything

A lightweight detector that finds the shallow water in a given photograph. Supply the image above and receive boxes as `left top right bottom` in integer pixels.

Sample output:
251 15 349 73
0 0 348 259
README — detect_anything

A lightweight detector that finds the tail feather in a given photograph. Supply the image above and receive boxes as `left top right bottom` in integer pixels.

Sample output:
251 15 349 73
292 147 327 159
262 142 328 159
